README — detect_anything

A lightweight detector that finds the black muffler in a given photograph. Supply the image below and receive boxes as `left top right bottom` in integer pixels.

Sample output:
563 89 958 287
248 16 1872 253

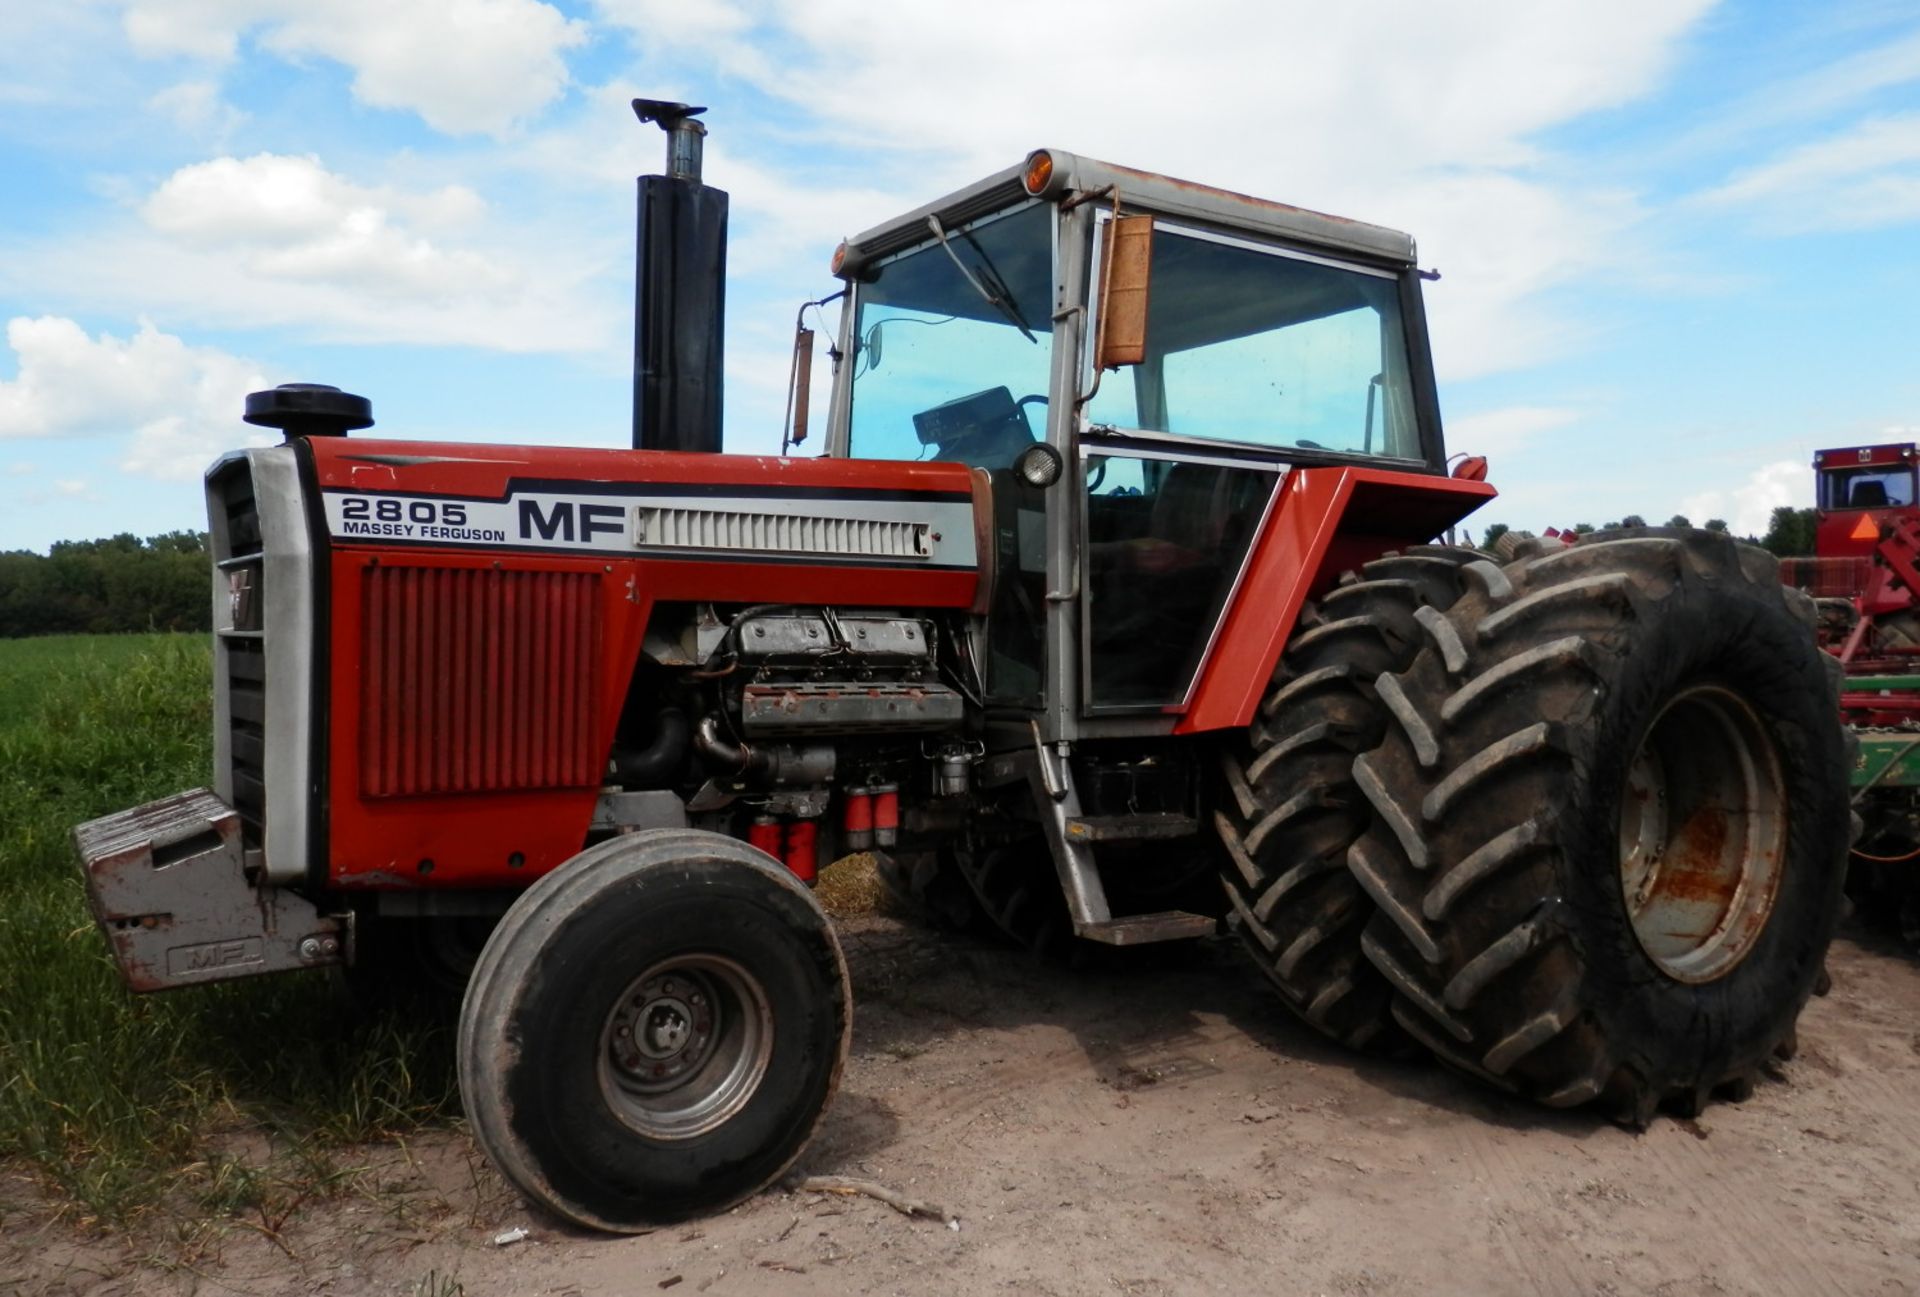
631 99 728 454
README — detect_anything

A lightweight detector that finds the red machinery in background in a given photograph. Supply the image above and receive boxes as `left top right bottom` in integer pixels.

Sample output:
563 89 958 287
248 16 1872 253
1781 443 1920 710
1781 443 1920 937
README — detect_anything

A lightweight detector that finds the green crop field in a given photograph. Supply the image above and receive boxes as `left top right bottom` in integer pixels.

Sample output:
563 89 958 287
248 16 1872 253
0 634 456 1226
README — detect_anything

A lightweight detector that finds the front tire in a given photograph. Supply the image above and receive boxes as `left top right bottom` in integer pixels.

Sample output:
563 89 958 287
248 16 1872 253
1350 531 1849 1121
458 829 851 1231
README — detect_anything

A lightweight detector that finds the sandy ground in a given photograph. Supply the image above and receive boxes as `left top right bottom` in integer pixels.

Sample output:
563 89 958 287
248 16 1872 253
10 915 1920 1297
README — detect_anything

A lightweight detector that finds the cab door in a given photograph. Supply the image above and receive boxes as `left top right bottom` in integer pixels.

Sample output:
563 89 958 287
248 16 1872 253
1079 448 1279 712
1070 207 1432 716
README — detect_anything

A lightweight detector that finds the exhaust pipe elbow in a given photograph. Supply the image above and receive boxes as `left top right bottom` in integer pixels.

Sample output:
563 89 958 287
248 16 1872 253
694 713 753 772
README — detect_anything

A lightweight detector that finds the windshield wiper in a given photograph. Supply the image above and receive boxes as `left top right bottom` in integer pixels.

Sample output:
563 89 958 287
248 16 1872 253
924 214 1038 344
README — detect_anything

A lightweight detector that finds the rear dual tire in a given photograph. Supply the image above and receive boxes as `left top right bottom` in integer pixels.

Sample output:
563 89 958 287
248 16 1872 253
1349 531 1849 1120
1218 546 1478 1050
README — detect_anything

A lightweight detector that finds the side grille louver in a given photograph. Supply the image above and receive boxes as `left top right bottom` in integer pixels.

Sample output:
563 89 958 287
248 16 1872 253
211 464 266 839
360 566 603 797
633 504 932 560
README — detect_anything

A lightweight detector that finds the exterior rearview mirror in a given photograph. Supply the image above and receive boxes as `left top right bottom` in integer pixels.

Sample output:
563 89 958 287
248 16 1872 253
1096 214 1153 370
781 320 816 452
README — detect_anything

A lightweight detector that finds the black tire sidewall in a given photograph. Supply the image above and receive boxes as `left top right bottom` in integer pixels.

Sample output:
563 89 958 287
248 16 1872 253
497 862 846 1226
1560 568 1849 1082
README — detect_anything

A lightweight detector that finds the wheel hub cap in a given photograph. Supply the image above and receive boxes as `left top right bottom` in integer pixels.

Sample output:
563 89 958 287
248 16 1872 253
598 956 773 1140
1617 684 1787 983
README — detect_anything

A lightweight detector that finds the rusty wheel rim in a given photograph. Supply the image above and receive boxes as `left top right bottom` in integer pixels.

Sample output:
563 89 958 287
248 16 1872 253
1618 684 1787 984
598 955 773 1140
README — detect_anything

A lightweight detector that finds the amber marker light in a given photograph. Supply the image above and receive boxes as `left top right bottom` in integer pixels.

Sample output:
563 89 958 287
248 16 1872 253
830 241 849 275
1022 150 1054 195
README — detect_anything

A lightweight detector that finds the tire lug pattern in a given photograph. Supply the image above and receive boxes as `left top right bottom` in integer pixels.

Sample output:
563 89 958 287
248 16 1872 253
1216 547 1481 1054
1349 528 1851 1123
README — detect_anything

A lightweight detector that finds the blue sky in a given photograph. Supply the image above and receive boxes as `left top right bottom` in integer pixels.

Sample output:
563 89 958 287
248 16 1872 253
1 0 1917 551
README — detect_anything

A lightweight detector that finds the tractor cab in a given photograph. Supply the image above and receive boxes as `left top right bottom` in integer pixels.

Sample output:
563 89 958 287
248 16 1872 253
1815 443 1920 559
822 150 1458 740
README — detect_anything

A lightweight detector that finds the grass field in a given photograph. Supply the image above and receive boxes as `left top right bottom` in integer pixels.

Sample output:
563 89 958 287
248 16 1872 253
0 634 458 1227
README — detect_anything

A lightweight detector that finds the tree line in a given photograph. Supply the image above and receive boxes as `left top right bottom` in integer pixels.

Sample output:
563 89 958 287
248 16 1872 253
0 533 211 638
1477 508 1818 557
0 506 1829 640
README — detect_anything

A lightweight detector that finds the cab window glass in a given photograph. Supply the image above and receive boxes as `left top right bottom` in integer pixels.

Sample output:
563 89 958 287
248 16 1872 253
1086 224 1419 459
1082 453 1277 708
1820 465 1915 510
848 203 1054 470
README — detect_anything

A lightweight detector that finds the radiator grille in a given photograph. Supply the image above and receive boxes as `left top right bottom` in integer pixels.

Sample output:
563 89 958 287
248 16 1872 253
210 462 266 838
360 566 603 797
1780 555 1874 600
633 504 932 560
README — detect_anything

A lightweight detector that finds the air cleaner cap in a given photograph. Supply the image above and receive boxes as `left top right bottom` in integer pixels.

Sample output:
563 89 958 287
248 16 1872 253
243 383 374 439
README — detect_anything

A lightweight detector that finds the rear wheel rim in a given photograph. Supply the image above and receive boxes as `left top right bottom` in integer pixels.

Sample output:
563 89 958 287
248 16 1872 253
598 955 773 1139
1618 684 1787 983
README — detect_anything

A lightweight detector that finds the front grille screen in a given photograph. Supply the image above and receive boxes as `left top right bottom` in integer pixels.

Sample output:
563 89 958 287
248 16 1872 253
359 565 604 797
212 463 267 839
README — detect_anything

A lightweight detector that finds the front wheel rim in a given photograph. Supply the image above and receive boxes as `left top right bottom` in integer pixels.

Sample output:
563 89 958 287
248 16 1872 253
598 954 773 1140
1617 684 1788 984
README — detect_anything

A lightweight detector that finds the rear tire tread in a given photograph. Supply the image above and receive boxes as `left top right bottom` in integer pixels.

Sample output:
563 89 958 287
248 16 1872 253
1352 528 1850 1119
1218 548 1480 1053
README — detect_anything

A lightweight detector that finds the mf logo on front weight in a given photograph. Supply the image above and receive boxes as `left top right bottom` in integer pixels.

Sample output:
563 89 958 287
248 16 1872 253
167 937 265 978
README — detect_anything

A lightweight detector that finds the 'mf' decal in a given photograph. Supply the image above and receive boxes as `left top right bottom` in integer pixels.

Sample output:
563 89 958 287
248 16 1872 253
518 500 626 543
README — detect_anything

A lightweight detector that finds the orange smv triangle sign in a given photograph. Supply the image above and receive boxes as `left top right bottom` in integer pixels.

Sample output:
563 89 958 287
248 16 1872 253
1852 514 1880 541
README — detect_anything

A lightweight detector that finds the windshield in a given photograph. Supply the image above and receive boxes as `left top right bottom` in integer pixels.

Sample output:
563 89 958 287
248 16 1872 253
847 203 1054 469
1820 464 1915 510
1086 221 1422 459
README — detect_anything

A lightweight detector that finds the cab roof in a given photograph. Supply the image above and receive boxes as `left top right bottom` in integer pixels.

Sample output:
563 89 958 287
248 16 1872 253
834 149 1418 277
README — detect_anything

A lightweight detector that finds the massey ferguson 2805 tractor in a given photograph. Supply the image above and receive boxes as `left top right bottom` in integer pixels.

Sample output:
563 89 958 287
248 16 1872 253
78 103 1850 1233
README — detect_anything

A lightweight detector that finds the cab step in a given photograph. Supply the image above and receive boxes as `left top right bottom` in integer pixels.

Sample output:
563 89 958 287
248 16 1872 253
1064 813 1199 843
1078 911 1219 946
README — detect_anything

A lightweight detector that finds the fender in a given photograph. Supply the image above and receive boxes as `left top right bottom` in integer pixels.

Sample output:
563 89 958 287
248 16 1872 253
1175 465 1495 734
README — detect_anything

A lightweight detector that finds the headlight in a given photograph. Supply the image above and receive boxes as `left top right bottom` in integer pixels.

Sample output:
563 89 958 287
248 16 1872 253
1015 442 1063 488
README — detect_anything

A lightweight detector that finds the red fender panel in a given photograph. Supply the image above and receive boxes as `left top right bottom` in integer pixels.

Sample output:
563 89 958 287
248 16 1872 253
1175 465 1495 734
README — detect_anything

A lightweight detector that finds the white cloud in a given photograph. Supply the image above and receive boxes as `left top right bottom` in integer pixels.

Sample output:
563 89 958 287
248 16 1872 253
1445 405 1581 458
593 0 1710 382
0 316 276 480
0 150 619 354
143 153 509 300
1698 112 1920 231
1693 24 1920 148
121 0 587 136
146 79 246 135
123 0 243 60
1679 460 1805 537
600 0 1707 174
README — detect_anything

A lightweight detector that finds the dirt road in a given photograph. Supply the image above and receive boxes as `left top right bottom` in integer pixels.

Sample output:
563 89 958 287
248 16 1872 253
13 917 1920 1296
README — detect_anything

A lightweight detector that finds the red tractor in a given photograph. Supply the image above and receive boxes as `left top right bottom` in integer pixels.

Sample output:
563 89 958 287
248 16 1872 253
1775 443 1920 940
1784 442 1920 663
77 103 1850 1233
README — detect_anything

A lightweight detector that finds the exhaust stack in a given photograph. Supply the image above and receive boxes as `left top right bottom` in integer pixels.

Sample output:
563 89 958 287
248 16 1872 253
632 98 728 454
